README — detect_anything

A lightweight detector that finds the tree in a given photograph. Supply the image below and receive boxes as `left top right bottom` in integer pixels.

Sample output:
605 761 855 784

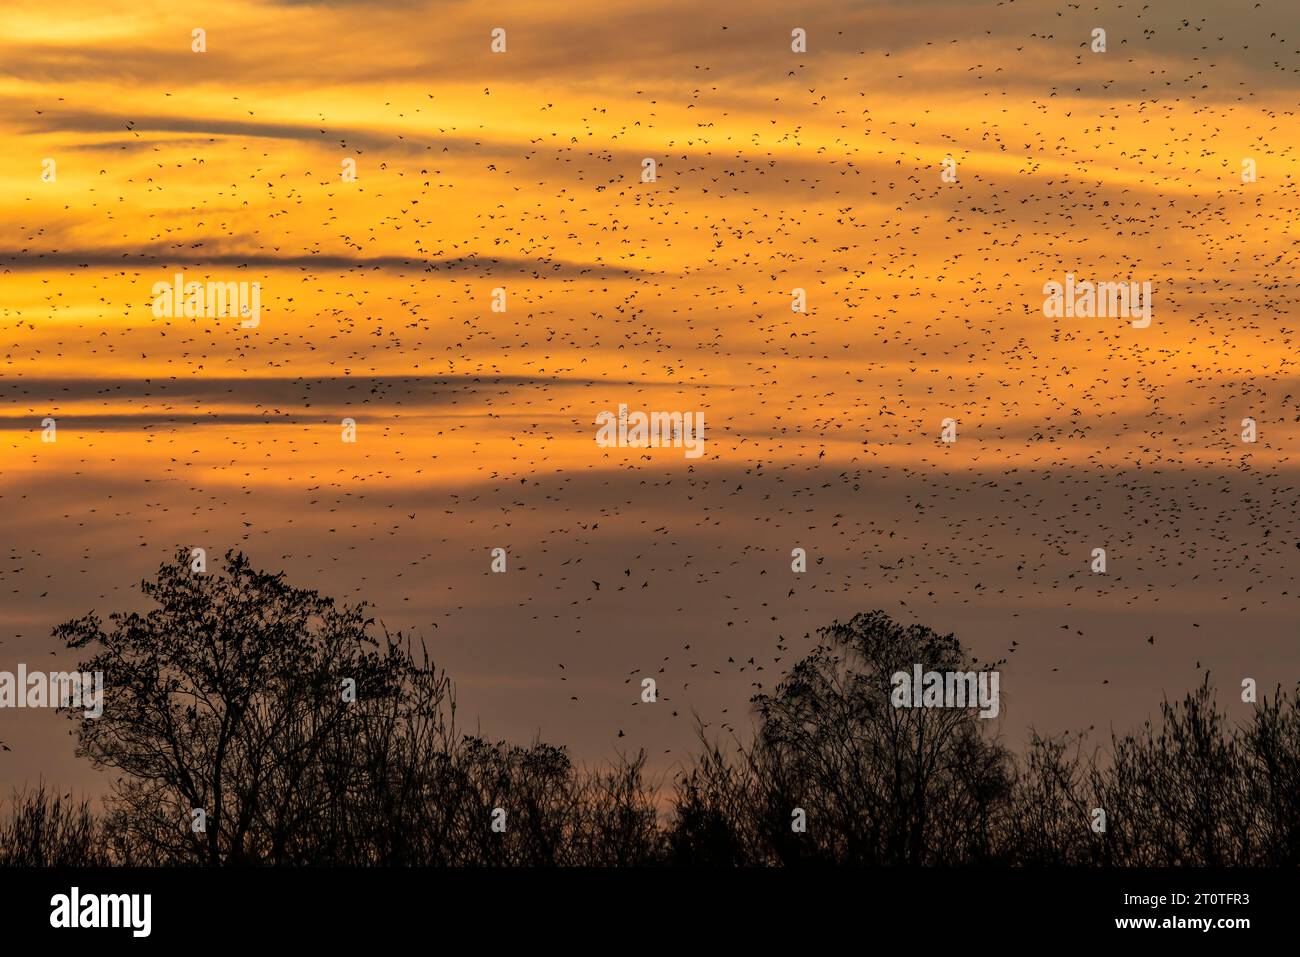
668 610 1014 864
40 560 1300 868
55 549 430 865
51 549 661 867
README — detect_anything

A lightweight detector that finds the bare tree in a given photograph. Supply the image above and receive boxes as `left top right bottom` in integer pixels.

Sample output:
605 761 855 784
1004 731 1100 865
668 611 1014 865
56 549 420 865
24 568 1299 869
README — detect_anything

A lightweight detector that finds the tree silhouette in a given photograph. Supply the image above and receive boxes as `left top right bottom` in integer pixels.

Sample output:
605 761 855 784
48 550 659 866
1088 678 1300 865
55 549 426 864
1 552 1290 866
667 611 1014 864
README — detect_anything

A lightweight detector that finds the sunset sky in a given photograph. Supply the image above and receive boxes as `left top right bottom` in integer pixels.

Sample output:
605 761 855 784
2 0 1298 797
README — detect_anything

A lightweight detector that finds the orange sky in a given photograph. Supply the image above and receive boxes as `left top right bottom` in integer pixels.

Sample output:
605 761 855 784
2 0 1299 797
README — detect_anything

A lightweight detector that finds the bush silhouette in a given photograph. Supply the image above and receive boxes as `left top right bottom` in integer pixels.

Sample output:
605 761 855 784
0 784 109 867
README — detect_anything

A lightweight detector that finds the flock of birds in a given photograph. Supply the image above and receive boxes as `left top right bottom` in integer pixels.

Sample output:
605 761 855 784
1 2 1298 771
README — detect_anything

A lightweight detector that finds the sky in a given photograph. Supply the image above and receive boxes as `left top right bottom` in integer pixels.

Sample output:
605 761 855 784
1 0 1299 798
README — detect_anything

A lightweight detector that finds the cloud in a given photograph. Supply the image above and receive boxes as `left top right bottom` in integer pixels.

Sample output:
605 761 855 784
0 374 616 408
0 247 648 278
12 105 521 157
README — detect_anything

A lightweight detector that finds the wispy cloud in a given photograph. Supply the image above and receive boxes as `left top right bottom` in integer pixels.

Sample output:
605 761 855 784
0 248 648 277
